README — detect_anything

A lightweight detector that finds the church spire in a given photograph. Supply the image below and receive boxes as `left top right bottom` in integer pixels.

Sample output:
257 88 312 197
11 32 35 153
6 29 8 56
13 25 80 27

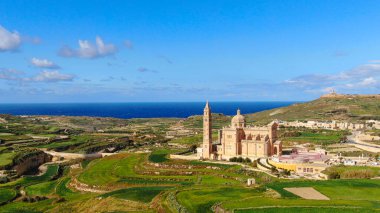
205 101 210 109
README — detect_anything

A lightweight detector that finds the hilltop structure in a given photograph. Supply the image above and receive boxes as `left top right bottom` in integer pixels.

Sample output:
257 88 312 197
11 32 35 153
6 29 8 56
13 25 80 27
320 90 380 99
200 102 282 160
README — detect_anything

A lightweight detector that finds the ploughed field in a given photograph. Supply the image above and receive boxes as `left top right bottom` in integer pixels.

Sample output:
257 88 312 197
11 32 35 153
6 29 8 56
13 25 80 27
1 150 380 212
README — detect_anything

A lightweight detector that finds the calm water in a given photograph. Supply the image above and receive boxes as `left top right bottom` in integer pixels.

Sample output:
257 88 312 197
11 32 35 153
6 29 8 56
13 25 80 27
0 102 297 119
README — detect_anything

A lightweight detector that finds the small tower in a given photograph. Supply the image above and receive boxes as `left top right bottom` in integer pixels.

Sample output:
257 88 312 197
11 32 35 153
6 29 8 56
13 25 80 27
202 101 212 159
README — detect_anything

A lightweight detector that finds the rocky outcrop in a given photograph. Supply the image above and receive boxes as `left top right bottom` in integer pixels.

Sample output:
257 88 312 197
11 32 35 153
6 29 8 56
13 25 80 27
12 151 52 176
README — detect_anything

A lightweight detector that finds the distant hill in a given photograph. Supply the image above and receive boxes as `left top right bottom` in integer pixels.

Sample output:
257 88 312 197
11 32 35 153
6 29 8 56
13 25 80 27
246 94 380 124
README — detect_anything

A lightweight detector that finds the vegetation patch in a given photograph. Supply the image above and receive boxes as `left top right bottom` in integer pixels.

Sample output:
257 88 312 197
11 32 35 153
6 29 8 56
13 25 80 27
25 180 58 196
324 166 380 179
279 127 347 146
267 179 380 201
177 187 263 213
0 188 17 204
149 149 170 163
0 152 18 169
99 186 171 203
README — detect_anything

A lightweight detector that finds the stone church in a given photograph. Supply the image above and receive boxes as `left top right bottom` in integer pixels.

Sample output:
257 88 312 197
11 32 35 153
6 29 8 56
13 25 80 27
200 102 282 160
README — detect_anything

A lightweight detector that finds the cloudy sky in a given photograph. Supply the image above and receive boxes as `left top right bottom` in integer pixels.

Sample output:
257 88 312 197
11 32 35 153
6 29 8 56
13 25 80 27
1 0 380 103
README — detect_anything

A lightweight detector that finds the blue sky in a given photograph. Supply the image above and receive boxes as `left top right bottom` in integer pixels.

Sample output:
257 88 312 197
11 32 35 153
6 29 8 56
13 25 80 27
0 0 380 103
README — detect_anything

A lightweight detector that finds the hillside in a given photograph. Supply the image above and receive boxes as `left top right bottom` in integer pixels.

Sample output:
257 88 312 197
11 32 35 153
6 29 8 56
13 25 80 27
247 95 380 124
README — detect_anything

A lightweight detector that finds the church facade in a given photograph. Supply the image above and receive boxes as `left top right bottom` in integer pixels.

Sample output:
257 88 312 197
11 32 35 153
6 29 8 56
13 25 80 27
200 102 282 160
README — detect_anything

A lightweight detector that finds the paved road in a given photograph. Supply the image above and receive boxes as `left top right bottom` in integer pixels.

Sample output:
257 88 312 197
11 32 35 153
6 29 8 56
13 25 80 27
347 132 380 153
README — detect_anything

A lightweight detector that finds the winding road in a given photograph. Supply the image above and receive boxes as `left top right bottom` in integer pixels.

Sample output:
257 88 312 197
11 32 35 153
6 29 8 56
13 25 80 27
347 131 380 153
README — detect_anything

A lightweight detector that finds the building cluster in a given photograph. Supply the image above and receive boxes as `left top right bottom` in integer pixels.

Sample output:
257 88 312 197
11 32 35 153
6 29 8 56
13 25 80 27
198 102 282 161
270 147 330 178
280 120 367 130
194 101 380 179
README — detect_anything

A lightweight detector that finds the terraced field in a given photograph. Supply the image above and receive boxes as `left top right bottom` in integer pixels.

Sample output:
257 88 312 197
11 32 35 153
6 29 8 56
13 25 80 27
1 146 380 212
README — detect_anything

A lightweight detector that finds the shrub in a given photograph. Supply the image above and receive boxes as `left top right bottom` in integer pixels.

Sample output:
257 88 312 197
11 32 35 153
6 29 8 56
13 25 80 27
341 170 375 179
270 167 278 173
229 157 238 162
281 169 291 176
328 171 341 179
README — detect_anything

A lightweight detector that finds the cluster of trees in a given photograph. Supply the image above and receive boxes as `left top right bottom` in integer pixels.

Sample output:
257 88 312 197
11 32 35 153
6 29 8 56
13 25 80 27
229 157 252 163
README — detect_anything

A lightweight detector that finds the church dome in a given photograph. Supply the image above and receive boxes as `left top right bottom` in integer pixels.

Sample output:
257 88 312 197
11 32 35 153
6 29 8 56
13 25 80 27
231 109 245 127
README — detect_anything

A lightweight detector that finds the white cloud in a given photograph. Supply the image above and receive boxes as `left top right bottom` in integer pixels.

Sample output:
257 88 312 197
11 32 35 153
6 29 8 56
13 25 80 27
0 68 23 80
285 61 380 94
28 70 74 82
1 68 74 83
0 25 21 51
31 58 59 69
58 36 117 59
346 77 378 88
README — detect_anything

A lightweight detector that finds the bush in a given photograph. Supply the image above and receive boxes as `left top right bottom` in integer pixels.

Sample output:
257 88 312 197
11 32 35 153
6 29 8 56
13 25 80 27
270 167 278 173
252 160 257 167
229 157 238 162
281 169 291 176
328 171 341 179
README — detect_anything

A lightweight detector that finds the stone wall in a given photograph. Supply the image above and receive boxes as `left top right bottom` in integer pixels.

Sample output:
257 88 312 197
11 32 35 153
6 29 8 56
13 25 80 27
169 154 199 160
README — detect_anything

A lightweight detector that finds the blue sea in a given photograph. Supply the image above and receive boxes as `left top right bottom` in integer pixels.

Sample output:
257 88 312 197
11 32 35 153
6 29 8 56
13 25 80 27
0 102 297 119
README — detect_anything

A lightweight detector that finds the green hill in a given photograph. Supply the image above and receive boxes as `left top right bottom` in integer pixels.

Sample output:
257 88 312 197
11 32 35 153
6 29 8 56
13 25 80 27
247 95 380 124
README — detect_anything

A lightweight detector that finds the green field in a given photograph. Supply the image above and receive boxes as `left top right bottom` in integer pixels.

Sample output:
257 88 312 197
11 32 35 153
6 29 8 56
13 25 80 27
99 186 171 203
177 187 263 212
0 152 17 168
0 188 17 204
279 128 347 146
25 180 58 196
148 149 171 163
170 134 203 145
36 135 92 150
1 151 380 212
1 109 380 212
236 207 369 213
270 179 380 200
78 153 195 186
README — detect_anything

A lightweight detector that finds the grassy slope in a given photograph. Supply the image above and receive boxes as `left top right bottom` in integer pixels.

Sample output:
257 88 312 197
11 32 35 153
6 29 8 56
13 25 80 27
247 96 380 124
221 179 380 212
99 186 171 203
0 152 17 168
0 188 17 204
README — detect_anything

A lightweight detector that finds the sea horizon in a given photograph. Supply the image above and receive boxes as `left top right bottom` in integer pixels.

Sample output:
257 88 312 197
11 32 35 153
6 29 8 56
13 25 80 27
0 101 298 119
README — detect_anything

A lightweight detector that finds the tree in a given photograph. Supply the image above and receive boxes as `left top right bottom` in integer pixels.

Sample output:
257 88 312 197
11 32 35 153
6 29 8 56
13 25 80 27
190 144 197 153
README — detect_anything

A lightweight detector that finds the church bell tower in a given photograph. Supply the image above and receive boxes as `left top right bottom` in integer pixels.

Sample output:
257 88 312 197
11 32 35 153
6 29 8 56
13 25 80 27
202 101 212 159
